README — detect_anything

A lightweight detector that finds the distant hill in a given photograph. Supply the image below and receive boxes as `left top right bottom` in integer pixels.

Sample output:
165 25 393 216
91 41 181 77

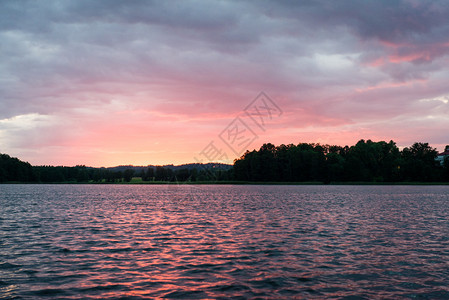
104 163 233 173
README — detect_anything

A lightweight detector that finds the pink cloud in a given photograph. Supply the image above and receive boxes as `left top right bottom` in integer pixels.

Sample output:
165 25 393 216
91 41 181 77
2 1 449 166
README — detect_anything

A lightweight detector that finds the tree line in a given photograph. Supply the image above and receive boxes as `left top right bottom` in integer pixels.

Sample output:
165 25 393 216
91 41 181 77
1 140 449 183
0 154 230 183
233 140 449 182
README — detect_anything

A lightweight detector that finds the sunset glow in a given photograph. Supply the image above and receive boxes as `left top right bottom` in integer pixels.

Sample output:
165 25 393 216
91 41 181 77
1 1 449 167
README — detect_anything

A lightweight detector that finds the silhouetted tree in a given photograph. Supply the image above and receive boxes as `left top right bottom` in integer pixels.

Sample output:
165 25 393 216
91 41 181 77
0 154 35 182
175 168 191 181
123 169 134 182
146 167 154 181
155 166 166 181
138 169 146 181
401 142 439 181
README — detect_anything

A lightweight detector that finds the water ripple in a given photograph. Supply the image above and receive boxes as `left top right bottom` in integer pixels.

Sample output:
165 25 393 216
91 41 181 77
1 184 449 299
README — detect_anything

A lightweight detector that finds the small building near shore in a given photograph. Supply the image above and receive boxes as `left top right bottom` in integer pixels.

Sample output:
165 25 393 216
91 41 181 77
436 145 449 165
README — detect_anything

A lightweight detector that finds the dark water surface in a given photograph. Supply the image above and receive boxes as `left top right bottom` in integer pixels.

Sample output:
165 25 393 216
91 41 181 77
1 184 449 299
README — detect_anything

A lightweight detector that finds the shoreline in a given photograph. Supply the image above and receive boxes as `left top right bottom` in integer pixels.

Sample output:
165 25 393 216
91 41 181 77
2 181 449 185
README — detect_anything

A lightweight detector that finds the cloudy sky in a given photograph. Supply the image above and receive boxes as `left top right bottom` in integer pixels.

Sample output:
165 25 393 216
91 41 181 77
1 0 449 167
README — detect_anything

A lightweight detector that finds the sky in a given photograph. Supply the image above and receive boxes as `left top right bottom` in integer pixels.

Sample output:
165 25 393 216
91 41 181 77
1 0 449 167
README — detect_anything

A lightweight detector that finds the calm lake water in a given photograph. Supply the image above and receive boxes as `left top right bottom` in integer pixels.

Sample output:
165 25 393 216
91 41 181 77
1 184 448 299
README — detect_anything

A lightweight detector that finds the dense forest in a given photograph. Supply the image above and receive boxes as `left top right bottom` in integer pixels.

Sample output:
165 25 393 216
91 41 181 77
234 140 449 182
1 140 448 183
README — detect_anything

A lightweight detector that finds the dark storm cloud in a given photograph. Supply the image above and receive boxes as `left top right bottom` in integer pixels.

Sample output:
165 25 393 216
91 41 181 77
1 0 448 103
272 0 449 41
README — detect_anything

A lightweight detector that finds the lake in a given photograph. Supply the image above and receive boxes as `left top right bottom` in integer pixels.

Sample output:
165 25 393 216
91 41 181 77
1 184 448 299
